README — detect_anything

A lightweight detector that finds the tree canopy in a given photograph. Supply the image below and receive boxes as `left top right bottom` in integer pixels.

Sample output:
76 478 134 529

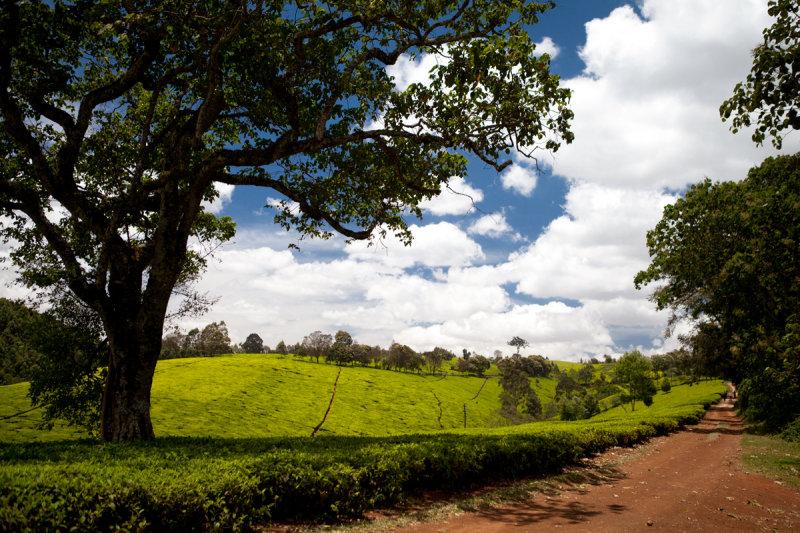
241 333 264 354
613 350 655 411
0 1 573 440
635 153 800 428
507 336 529 354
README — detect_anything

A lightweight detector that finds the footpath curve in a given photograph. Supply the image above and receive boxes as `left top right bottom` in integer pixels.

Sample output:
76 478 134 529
396 400 800 532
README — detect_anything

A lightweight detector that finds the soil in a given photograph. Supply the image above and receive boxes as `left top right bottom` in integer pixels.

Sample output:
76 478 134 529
394 399 800 532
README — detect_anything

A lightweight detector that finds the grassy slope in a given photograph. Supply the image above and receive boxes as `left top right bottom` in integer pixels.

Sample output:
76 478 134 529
0 353 566 441
0 378 726 530
151 353 511 437
0 383 79 442
742 434 800 489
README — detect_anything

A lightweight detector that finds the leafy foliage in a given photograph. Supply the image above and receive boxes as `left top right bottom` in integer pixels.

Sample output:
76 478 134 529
328 330 354 365
0 298 38 384
302 331 333 364
241 333 264 354
720 0 800 148
0 295 105 434
614 350 656 411
160 322 232 359
384 342 423 372
636 154 800 429
453 354 491 376
497 355 543 419
507 336 529 354
422 347 455 374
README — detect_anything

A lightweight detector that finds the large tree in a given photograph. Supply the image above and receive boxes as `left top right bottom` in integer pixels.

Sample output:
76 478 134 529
0 1 572 440
635 154 800 428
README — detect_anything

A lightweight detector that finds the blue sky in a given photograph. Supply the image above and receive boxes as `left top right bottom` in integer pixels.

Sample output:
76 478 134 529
4 1 795 359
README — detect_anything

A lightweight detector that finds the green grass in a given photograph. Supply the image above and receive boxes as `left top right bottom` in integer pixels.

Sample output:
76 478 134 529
0 372 725 531
0 353 565 441
151 354 509 437
0 355 726 530
742 434 800 489
0 383 82 442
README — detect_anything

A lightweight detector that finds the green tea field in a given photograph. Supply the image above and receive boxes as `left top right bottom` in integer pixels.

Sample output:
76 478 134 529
0 353 726 531
0 353 560 441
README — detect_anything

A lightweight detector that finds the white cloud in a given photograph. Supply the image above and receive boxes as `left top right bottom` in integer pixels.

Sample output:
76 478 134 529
0 244 30 301
395 303 613 358
508 183 675 300
418 176 484 216
345 221 484 269
545 0 798 189
467 213 522 240
534 36 560 59
500 164 538 196
203 183 235 214
174 233 619 358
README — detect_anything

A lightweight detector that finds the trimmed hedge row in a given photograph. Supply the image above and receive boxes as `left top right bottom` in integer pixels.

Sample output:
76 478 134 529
0 386 723 531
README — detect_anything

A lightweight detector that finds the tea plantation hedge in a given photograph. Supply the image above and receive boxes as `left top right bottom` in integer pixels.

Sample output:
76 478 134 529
0 380 725 531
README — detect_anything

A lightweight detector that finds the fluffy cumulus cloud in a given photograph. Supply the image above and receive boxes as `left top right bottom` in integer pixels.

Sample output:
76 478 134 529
203 183 235 214
395 303 613 358
467 213 522 240
534 36 560 59
500 163 538 196
549 0 799 188
418 176 484 216
345 221 484 269
508 183 676 300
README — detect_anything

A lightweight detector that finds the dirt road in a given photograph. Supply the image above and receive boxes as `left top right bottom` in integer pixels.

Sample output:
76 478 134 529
396 400 800 532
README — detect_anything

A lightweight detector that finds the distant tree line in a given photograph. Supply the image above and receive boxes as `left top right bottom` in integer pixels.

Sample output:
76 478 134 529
160 322 234 359
2 298 710 433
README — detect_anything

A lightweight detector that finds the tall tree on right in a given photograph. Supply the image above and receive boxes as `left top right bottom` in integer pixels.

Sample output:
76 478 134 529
720 0 799 148
635 154 800 429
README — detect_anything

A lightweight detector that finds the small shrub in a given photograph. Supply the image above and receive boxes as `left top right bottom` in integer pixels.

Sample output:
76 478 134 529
780 417 800 442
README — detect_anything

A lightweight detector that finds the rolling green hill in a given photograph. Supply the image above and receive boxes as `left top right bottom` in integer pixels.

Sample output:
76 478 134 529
0 353 726 530
0 353 565 441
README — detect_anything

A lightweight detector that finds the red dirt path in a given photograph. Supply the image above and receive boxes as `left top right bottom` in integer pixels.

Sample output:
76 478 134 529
396 400 800 532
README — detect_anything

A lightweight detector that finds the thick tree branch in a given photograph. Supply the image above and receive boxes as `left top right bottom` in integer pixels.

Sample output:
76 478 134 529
214 170 382 240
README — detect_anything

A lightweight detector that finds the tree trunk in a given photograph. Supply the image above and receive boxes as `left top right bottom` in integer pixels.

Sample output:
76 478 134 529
100 304 164 441
101 349 158 441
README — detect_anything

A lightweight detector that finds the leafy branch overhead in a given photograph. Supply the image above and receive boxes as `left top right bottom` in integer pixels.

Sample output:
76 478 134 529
0 0 574 313
720 0 799 148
